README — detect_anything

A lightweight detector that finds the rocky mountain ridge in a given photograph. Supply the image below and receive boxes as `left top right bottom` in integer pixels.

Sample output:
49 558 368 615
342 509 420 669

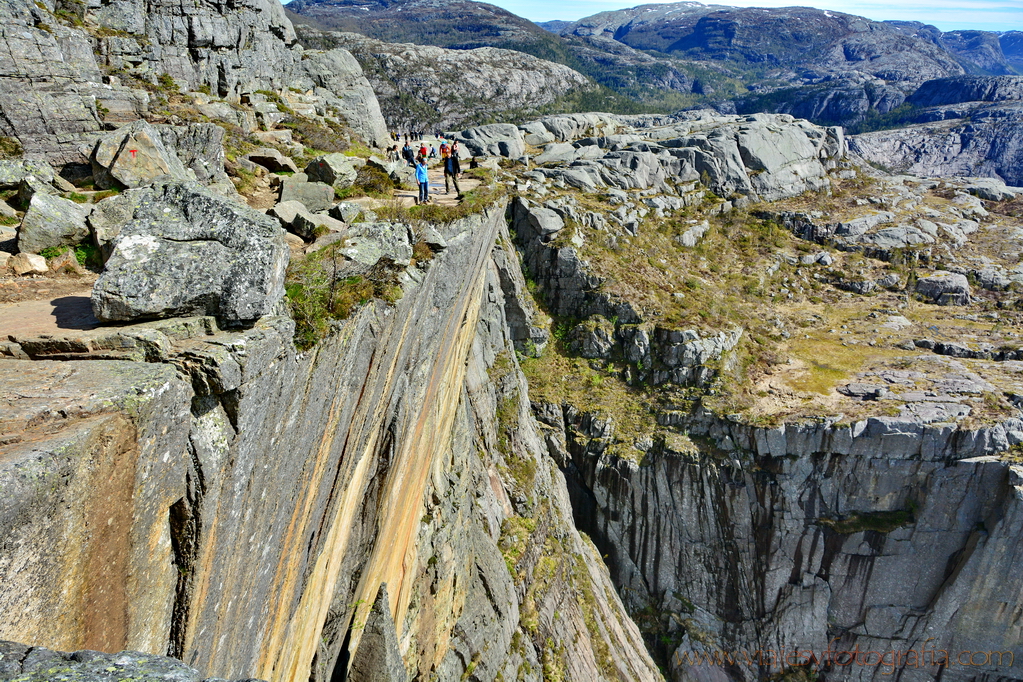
294 29 593 129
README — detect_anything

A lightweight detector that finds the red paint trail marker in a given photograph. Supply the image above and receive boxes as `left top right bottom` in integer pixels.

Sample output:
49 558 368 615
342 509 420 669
129 149 138 159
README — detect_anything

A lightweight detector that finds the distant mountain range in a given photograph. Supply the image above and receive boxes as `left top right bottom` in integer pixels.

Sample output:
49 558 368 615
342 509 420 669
285 0 1023 127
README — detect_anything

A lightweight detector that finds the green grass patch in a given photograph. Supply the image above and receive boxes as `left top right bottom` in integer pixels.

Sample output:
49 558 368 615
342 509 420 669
285 243 403 351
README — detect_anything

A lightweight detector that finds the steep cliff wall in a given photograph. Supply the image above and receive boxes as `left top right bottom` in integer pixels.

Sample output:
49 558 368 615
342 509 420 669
0 0 388 166
0 205 660 681
539 404 1023 681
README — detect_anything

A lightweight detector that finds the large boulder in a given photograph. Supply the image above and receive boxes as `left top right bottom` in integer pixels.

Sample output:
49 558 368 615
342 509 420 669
87 189 147 259
343 222 412 268
90 120 192 189
268 200 345 241
305 153 358 189
367 157 416 190
0 159 56 189
448 123 525 158
278 177 335 212
244 147 299 174
17 194 91 254
92 182 288 323
915 271 972 305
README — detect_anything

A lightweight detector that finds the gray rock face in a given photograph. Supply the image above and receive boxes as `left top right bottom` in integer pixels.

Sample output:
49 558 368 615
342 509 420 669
87 189 147 259
915 271 972 305
278 178 335 213
849 96 1023 185
305 154 357 189
297 30 592 130
521 111 844 202
341 222 412 268
296 48 390 147
447 123 525 158
0 641 262 682
92 182 288 322
548 403 1023 682
0 159 55 188
0 204 660 682
16 193 90 254
90 120 192 190
908 75 1023 107
346 586 408 682
243 149 298 174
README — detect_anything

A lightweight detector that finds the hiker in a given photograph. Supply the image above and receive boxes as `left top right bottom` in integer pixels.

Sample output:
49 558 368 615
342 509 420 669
444 147 461 198
439 140 450 159
419 142 428 159
428 145 437 159
415 158 430 204
401 142 415 166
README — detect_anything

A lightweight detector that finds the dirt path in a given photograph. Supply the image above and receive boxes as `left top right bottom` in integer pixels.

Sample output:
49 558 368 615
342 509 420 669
391 165 481 208
0 290 99 338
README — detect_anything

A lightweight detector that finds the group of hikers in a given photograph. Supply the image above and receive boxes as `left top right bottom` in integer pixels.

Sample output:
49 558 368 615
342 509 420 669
384 134 463 205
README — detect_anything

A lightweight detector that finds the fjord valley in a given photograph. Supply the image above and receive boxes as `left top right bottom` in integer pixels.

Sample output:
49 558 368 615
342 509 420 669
0 0 1022 681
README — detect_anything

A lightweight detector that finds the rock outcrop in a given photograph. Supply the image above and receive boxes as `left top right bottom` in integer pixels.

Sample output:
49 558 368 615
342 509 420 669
0 0 390 167
849 88 1023 185
0 641 258 682
545 404 1023 682
0 204 661 682
295 29 593 130
91 182 289 322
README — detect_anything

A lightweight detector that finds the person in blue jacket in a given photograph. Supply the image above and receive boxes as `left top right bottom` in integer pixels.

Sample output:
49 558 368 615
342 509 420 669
415 158 430 204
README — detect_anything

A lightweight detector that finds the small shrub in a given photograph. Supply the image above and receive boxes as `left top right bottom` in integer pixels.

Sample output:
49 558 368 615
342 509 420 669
411 240 435 264
157 73 177 93
285 244 403 350
66 192 89 204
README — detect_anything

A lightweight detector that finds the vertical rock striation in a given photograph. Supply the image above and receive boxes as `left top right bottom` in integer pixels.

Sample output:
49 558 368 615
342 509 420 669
0 204 661 681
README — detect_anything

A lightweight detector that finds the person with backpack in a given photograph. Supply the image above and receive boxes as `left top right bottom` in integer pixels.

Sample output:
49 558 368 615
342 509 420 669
439 140 450 160
415 158 430 204
444 147 461 198
401 141 415 166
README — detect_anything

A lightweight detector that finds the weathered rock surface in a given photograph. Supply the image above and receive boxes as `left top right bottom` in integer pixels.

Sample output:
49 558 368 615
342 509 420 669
547 403 1023 682
519 111 844 202
92 182 288 322
850 78 1023 185
278 177 336 213
297 29 593 130
90 121 193 190
305 153 357 189
7 252 47 275
16 193 90 254
0 641 263 682
446 123 526 159
1 205 661 682
915 270 972 305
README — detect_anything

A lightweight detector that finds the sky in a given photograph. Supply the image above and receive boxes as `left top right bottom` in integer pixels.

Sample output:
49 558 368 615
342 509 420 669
480 0 1023 32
